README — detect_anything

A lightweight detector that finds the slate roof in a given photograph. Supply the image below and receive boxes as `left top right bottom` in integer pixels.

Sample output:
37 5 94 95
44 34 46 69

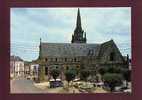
40 43 101 58
97 40 114 58
10 56 23 61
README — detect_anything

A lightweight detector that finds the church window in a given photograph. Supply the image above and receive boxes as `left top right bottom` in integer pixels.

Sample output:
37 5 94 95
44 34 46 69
77 66 79 69
55 58 57 62
45 58 48 62
45 67 48 75
65 58 67 62
66 66 69 70
110 52 115 61
74 58 76 62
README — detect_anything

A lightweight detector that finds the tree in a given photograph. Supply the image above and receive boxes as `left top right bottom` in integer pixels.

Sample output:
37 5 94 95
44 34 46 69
108 66 122 73
121 69 131 87
98 67 108 75
70 67 78 76
65 69 76 86
50 69 60 81
80 70 90 82
99 66 124 76
103 73 123 91
122 69 131 82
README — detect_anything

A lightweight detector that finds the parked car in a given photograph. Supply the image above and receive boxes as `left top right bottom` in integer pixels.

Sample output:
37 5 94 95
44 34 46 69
123 89 131 93
27 75 31 80
49 79 63 88
73 78 80 82
115 86 129 92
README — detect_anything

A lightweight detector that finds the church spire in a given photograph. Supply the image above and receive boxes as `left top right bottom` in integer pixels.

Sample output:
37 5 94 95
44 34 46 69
71 8 87 43
39 38 42 59
76 8 82 29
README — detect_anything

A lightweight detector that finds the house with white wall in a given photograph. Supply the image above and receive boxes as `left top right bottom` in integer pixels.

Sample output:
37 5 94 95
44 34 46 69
10 55 24 78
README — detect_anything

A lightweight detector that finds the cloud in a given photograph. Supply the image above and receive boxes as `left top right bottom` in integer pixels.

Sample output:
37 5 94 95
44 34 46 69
11 7 131 61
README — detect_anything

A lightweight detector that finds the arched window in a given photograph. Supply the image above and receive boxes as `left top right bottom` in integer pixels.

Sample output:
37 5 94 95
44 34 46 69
65 58 67 62
74 58 76 62
45 67 48 75
77 66 79 69
110 52 115 61
66 66 69 70
45 58 48 62
55 58 57 62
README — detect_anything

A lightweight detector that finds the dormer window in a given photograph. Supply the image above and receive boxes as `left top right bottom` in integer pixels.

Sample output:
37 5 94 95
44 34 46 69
88 49 94 55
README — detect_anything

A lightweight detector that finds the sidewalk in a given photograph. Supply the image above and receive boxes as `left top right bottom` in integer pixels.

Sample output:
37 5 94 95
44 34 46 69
34 82 49 90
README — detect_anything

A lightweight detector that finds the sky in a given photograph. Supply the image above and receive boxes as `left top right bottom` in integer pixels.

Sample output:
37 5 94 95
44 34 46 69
10 7 131 61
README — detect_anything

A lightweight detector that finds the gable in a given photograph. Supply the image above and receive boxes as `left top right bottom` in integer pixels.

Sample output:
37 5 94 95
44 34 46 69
97 40 125 63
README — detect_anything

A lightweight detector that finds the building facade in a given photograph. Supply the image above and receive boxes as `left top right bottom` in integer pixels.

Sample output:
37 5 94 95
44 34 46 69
10 55 24 78
24 62 31 77
30 64 39 79
37 9 129 82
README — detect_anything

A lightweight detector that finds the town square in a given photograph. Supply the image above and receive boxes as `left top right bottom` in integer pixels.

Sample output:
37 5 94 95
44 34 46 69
10 8 131 93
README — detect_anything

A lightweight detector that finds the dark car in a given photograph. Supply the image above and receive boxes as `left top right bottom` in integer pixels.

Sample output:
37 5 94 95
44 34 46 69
49 79 63 88
120 87 129 92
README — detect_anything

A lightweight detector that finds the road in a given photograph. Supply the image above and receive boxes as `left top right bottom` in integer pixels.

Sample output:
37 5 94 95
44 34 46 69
10 78 66 93
10 78 47 93
11 78 106 93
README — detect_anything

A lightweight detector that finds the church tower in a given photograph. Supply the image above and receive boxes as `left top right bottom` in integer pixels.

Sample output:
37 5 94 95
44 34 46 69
71 8 87 43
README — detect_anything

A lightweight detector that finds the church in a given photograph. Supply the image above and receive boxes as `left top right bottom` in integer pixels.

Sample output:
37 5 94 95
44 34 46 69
36 8 129 81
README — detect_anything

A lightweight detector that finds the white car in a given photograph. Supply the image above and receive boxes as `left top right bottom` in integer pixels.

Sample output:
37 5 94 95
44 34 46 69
124 89 131 93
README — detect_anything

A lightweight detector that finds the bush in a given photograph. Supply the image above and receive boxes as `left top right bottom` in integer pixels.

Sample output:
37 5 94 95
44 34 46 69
80 70 90 82
103 73 123 91
99 66 122 75
122 69 131 82
50 69 60 81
